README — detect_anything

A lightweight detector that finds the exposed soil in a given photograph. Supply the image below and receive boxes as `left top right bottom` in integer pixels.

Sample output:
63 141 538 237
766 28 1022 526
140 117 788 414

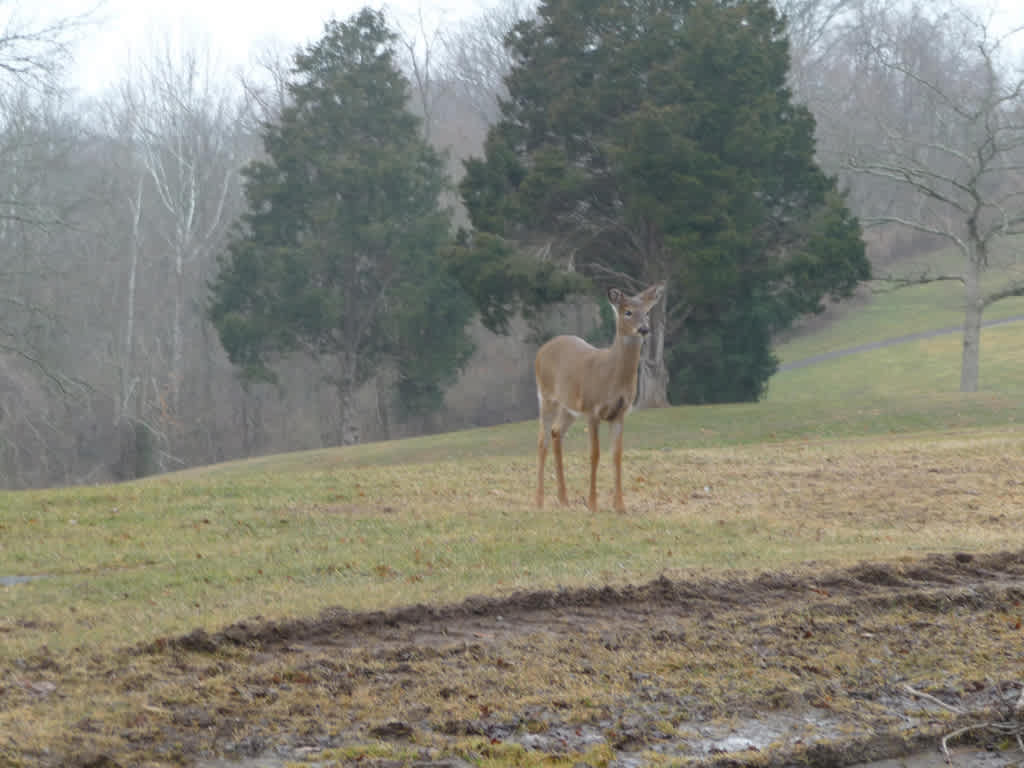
5 550 1024 768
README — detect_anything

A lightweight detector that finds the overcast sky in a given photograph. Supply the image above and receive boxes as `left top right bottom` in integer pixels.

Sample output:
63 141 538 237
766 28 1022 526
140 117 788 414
38 0 486 94
26 0 1024 95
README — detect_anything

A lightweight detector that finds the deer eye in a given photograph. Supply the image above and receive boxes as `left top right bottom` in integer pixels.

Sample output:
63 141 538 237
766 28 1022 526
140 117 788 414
624 310 633 317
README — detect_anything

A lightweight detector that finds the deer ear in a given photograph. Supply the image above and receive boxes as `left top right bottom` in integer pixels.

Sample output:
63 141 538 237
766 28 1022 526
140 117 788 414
641 282 665 305
607 287 624 305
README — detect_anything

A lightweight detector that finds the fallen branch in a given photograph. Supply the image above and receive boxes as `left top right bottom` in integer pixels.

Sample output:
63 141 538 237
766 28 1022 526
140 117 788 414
903 683 1024 767
940 720 1024 765
903 684 964 715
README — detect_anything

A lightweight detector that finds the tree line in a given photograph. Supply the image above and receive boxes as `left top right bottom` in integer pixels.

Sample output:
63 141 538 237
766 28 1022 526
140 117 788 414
1 0 1022 488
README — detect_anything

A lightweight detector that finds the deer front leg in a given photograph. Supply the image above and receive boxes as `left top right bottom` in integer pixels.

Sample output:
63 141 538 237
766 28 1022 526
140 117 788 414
587 416 601 512
552 430 568 505
536 400 556 508
610 419 625 513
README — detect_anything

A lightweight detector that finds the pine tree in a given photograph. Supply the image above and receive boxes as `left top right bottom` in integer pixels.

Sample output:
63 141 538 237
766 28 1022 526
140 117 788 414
459 0 869 404
209 8 472 444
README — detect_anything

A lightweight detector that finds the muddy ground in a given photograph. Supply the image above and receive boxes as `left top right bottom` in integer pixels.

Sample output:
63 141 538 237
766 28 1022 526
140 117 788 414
6 550 1024 768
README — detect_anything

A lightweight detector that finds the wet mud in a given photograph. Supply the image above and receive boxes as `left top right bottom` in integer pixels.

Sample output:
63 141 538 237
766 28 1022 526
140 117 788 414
18 551 1024 767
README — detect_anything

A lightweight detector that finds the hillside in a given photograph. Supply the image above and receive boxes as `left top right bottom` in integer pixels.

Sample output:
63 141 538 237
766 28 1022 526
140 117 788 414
769 241 1024 401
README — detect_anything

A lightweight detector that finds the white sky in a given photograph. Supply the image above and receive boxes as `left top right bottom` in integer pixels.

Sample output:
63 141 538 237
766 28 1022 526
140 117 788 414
25 0 1024 96
37 0 486 95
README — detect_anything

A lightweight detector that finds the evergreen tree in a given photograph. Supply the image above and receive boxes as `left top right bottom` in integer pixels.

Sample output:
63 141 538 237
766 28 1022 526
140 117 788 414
459 0 869 404
209 8 472 444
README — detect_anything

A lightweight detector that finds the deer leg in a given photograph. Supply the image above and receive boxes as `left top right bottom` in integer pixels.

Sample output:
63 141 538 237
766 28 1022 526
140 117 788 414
552 408 575 505
587 415 601 512
610 419 625 513
536 398 557 508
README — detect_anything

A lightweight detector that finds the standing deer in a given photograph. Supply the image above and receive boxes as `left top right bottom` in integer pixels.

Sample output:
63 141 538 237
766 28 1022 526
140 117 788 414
535 282 666 513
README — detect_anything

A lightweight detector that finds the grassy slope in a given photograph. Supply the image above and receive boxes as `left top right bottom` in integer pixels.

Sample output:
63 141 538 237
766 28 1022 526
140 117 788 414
770 245 1024 399
777 283 1024 366
3 251 1024 664
778 235 1024 366
3 401 1023 663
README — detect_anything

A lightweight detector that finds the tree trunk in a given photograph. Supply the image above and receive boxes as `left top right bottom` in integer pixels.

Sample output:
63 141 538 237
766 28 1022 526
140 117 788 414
171 246 185 417
336 353 361 446
635 285 670 408
240 389 251 457
120 177 142 425
960 258 982 393
338 384 361 446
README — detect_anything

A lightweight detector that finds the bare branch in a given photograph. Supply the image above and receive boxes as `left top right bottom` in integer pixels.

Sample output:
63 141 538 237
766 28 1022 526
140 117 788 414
862 214 967 252
0 2 103 88
585 261 646 291
981 279 1024 308
391 4 449 142
847 156 972 213
872 273 965 293
437 0 533 124
0 343 89 397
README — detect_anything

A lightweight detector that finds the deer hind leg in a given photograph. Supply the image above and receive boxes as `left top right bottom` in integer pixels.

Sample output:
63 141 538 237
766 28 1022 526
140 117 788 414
609 419 625 513
536 397 558 508
551 407 575 505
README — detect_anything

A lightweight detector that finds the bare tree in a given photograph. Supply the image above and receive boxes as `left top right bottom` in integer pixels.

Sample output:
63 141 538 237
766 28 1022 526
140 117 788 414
113 34 246 466
238 38 293 130
0 1 101 372
391 5 450 142
0 87 120 487
438 0 534 126
845 1 1024 392
0 91 70 366
0 1 100 90
774 0 865 104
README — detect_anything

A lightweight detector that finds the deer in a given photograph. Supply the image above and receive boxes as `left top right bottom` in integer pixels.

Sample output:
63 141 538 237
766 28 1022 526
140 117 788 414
534 281 666 513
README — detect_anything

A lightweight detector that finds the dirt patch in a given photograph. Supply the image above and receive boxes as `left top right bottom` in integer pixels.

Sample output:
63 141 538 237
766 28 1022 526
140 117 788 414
4 551 1024 767
156 550 1024 655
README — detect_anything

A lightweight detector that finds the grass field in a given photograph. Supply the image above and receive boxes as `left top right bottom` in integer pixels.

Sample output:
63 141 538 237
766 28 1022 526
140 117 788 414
3 392 1023 665
3 260 1024 766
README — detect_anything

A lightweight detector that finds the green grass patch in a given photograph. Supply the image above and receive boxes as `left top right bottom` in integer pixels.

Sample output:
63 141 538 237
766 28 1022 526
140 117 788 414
777 282 1024 366
770 322 1024 402
778 235 1024 365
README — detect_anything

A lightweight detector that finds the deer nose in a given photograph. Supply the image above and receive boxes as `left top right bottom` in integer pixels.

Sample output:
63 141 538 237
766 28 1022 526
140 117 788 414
638 325 649 336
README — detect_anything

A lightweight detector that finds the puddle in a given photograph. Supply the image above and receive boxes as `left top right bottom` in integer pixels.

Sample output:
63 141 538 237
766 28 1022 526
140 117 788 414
190 711 864 768
855 749 1021 768
192 707 1023 768
682 712 846 754
0 574 46 587
196 746 1021 768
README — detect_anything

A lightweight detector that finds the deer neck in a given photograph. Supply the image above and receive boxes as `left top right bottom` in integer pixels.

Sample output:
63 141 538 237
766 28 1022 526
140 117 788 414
607 333 645 386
